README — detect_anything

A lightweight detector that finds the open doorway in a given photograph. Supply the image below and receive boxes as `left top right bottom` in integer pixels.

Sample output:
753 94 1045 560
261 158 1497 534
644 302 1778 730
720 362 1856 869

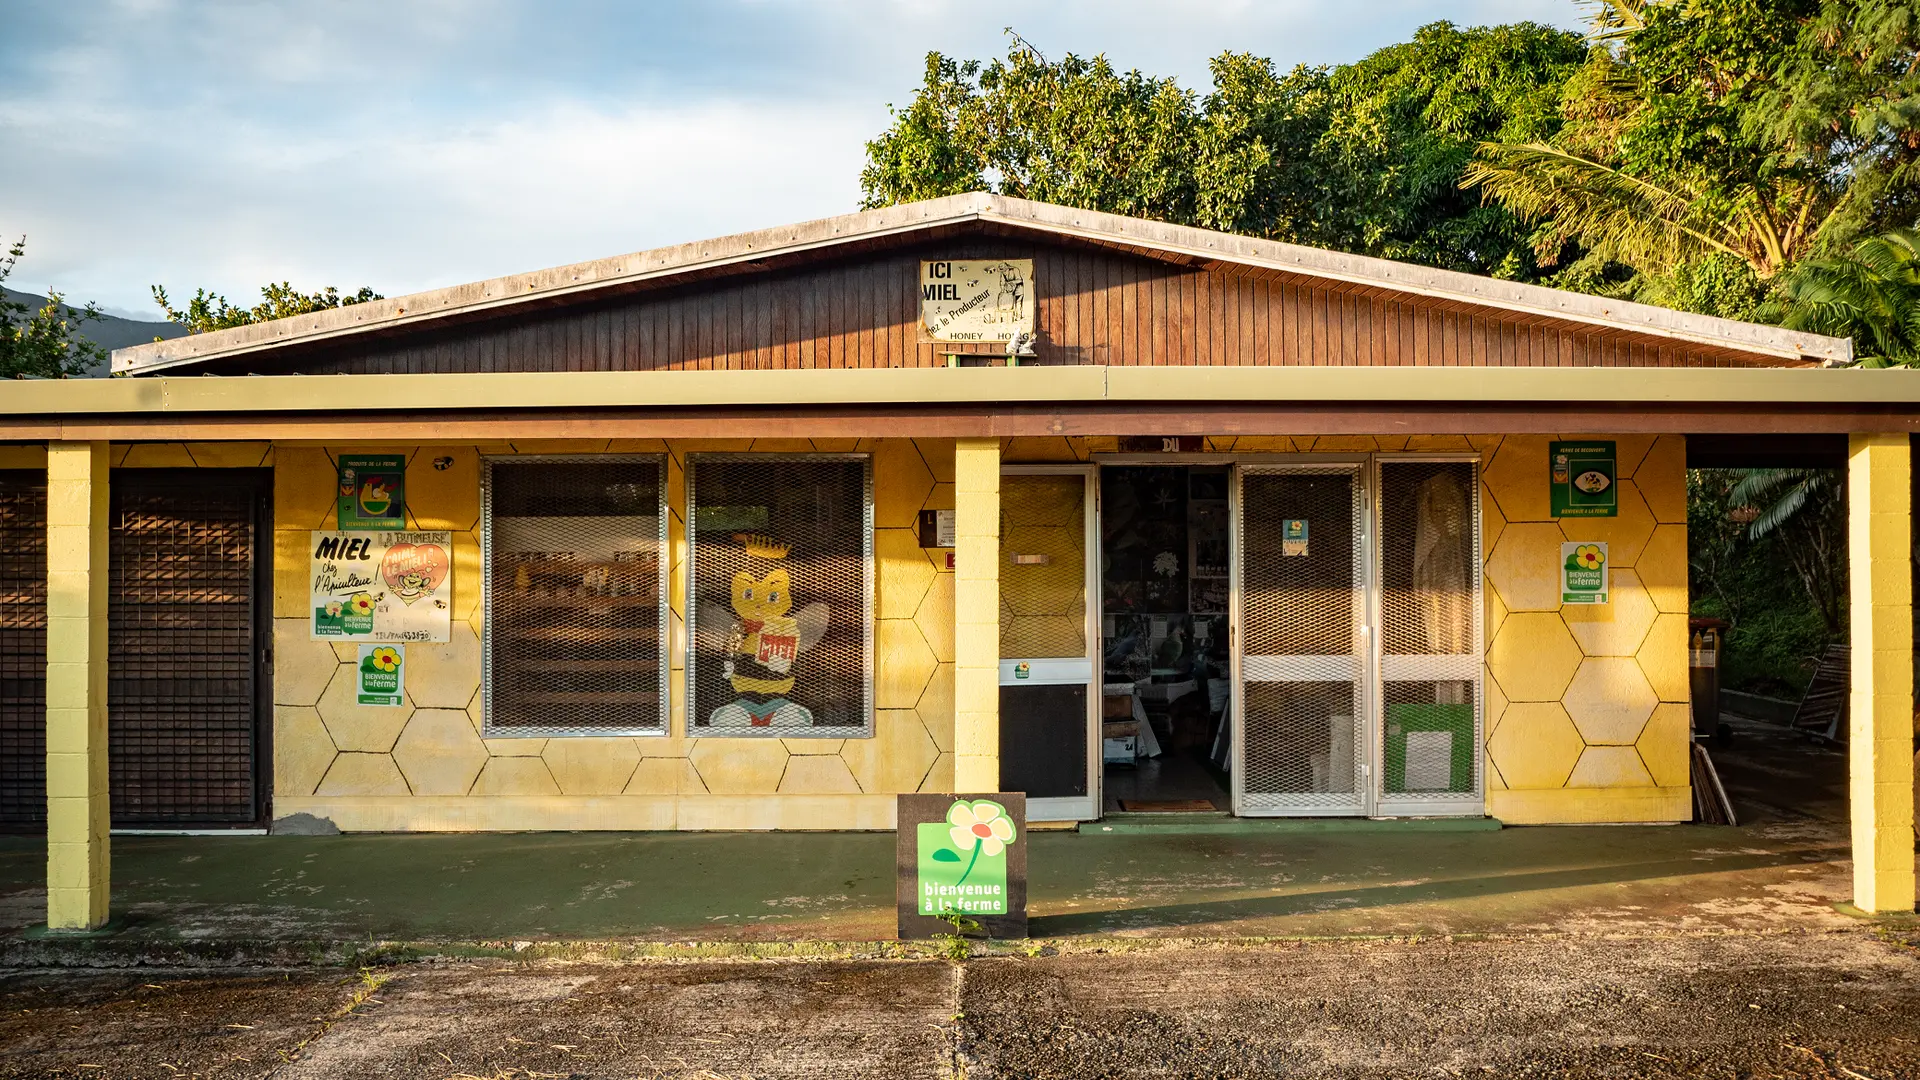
1099 465 1234 812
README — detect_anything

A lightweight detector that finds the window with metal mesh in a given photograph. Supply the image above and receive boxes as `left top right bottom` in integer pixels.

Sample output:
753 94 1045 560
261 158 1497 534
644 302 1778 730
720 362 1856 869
1238 466 1365 810
1000 474 1086 660
483 456 668 737
0 474 47 831
1377 459 1480 799
687 454 871 737
108 475 264 827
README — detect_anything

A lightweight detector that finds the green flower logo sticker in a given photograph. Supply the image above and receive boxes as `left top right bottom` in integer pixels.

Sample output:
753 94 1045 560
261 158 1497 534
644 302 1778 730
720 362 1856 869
1568 544 1604 572
356 644 404 704
917 799 1015 916
349 592 377 617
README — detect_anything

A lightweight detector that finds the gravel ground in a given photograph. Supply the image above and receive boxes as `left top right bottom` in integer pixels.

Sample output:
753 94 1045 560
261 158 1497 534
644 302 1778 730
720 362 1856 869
2 929 1916 1079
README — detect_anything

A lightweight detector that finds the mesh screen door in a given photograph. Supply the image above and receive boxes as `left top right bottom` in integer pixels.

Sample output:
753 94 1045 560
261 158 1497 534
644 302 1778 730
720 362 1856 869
108 472 266 827
1236 464 1367 815
1375 458 1482 813
686 454 872 737
483 456 668 736
999 469 1096 818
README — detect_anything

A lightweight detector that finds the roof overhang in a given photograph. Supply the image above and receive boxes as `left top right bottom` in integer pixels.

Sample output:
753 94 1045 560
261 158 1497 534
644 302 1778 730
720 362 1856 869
7 363 1917 418
109 193 1852 375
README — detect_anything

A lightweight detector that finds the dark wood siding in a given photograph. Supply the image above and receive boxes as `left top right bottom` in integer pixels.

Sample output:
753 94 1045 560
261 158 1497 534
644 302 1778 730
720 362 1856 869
202 234 1799 376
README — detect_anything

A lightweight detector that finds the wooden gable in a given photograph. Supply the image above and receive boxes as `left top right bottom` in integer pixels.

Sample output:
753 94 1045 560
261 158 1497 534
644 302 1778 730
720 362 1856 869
147 225 1813 378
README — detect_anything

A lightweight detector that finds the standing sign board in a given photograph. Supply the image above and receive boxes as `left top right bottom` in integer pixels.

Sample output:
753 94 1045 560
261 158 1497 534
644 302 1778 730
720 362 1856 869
310 530 453 641
897 793 1027 939
337 455 408 530
920 260 1034 343
1549 441 1618 517
1561 541 1610 605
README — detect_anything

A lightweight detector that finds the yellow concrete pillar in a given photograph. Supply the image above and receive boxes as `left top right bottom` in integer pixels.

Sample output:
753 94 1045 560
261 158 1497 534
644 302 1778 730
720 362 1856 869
1846 433 1916 914
952 438 1000 791
45 441 110 930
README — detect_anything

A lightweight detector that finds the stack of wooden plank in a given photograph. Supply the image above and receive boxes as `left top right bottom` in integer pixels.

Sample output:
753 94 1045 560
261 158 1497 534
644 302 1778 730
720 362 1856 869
1789 644 1850 743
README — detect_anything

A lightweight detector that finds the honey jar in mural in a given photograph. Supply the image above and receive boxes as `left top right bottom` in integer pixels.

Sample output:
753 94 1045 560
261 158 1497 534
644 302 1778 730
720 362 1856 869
703 533 829 727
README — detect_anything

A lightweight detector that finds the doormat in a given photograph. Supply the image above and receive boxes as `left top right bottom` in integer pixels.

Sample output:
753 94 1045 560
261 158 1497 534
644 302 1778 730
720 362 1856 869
1119 799 1218 812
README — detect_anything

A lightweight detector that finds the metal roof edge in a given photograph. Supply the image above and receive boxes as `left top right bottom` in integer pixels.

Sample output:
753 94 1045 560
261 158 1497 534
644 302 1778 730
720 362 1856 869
112 191 1850 374
976 197 1851 363
111 193 998 375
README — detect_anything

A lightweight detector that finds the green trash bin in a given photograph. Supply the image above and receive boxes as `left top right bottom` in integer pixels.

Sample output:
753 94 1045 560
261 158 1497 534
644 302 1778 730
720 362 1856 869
1689 617 1727 741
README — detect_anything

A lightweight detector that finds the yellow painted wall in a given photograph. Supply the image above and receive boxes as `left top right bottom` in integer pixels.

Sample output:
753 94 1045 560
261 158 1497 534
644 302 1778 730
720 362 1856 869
1479 434 1692 823
259 438 957 832
104 432 1685 830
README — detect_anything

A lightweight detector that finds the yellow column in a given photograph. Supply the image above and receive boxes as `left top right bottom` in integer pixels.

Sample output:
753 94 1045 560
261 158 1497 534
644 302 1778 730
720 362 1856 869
45 441 110 930
1847 433 1916 914
952 438 1000 792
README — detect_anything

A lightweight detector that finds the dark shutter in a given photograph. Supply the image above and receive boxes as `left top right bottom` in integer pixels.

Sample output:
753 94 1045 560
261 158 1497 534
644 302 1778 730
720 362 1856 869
0 473 47 831
108 471 268 827
0 468 267 832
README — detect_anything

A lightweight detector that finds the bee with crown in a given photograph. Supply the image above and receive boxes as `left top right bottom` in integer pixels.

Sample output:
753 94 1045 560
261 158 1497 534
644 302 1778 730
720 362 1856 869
699 532 831 728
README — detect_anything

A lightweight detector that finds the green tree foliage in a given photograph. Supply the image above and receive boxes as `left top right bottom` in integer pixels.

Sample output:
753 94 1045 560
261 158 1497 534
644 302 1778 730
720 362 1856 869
1780 228 1920 363
862 23 1586 279
0 236 108 379
1465 0 1920 314
152 282 382 334
1689 468 1844 695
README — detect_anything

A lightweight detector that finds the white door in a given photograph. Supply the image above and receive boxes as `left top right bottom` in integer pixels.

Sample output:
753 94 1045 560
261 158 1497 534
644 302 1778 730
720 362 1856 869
997 466 1099 821
1233 463 1370 816
1371 456 1484 816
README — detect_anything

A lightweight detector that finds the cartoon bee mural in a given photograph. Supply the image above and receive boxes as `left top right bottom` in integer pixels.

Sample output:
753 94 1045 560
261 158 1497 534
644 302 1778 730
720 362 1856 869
699 533 830 728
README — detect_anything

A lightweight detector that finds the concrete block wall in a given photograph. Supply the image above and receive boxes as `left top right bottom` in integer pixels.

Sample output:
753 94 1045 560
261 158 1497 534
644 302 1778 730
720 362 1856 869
1478 434 1692 823
267 438 958 832
29 433 1691 831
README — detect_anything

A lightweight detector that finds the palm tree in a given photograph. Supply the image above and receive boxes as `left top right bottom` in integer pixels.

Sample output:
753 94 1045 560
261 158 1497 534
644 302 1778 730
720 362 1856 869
1726 469 1845 636
1462 143 1828 280
1461 0 1917 286
1780 228 1920 365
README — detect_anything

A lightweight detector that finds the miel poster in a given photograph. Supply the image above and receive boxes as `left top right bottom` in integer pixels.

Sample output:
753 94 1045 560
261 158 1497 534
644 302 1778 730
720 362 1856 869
310 530 453 642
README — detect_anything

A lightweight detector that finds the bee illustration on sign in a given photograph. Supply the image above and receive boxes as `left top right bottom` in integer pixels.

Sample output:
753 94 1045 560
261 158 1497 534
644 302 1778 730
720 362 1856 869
380 541 451 607
701 533 830 728
986 261 1026 321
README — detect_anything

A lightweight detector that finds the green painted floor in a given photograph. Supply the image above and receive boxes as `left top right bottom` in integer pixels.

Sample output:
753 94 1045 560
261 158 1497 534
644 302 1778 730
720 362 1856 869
0 813 1857 942
0 720 1878 943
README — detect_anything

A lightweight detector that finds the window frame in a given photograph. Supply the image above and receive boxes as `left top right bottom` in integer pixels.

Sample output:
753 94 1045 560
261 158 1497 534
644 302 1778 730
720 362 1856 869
480 453 671 739
684 451 875 740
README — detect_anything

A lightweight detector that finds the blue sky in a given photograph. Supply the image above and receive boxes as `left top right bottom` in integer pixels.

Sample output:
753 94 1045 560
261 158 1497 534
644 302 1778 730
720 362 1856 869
1 0 1584 318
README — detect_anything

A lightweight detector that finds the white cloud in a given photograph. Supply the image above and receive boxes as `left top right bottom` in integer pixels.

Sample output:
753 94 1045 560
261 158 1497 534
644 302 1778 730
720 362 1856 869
4 97 877 313
0 0 1584 314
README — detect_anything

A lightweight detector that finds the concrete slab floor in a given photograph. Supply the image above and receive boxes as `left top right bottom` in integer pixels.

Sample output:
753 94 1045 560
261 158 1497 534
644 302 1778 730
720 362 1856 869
4 933 1920 1079
0 716 1899 945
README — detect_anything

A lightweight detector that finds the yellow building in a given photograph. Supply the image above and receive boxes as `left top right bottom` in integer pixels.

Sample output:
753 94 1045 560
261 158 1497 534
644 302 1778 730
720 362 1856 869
2 194 1912 929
